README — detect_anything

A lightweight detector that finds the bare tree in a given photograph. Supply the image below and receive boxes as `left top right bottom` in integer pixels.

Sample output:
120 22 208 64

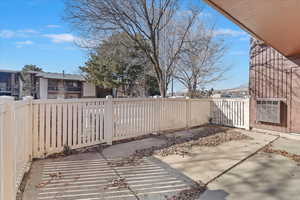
174 22 228 98
64 0 200 97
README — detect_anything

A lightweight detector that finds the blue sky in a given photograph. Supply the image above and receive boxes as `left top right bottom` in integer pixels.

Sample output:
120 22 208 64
0 0 250 91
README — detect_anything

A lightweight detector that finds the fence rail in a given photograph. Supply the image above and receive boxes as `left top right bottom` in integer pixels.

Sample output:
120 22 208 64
0 96 249 200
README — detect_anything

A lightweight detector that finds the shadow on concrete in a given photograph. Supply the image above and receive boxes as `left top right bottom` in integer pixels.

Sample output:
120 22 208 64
205 150 300 200
199 189 229 200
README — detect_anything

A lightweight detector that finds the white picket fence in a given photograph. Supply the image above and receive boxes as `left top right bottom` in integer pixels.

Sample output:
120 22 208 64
31 99 107 158
31 97 211 156
0 96 249 200
0 97 33 200
112 98 212 140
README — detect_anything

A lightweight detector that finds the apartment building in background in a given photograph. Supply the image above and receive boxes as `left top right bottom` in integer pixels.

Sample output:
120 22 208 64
0 69 106 99
0 69 22 98
33 71 96 99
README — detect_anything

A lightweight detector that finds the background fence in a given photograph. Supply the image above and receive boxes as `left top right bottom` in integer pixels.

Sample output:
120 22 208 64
0 96 249 200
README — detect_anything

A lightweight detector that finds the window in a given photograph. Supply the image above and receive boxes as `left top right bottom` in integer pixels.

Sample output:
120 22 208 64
48 79 59 90
0 72 11 91
65 81 81 91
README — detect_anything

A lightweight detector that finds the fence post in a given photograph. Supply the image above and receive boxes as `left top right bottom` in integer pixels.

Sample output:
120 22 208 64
0 103 3 200
23 96 33 161
244 98 250 130
0 96 16 200
104 96 113 145
186 97 191 129
154 96 161 132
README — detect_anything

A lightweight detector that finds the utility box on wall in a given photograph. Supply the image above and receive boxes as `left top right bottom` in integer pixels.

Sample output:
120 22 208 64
256 99 281 124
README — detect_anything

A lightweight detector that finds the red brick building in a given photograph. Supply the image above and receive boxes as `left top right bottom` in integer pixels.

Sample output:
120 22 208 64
249 39 300 133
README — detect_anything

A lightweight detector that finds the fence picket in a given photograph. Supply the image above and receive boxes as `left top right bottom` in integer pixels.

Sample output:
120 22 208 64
51 104 57 151
77 103 82 147
62 103 67 147
32 104 39 157
57 104 62 150
73 103 78 146
39 104 45 156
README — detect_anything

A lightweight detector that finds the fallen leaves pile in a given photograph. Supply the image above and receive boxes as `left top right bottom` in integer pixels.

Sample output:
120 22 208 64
164 185 207 200
104 177 128 190
157 130 252 157
35 172 62 188
263 145 300 163
107 156 144 167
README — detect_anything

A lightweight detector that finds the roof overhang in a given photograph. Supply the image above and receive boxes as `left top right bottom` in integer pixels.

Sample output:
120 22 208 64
203 0 300 64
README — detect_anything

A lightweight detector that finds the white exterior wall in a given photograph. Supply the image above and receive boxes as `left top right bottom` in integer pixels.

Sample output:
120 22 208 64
39 78 48 99
83 82 96 97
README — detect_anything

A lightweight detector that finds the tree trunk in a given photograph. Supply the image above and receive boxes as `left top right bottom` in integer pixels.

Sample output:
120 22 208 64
192 84 197 98
187 84 193 98
159 80 166 97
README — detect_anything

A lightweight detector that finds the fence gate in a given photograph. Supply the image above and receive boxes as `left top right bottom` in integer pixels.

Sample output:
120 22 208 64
211 98 250 130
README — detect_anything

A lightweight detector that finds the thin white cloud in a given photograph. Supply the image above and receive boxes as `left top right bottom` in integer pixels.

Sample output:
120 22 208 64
20 29 38 34
43 33 77 43
16 40 34 45
214 28 246 37
0 29 39 38
0 30 15 38
46 25 61 28
15 40 34 48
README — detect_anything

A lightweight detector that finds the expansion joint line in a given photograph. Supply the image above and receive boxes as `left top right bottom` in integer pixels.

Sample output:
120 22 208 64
205 136 280 185
98 149 141 200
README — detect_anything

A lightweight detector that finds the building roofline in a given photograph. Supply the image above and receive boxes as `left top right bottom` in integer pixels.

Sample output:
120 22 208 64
34 72 85 81
0 69 21 73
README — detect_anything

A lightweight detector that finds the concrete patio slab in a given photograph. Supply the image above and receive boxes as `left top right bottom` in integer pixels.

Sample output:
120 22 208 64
22 127 289 200
199 137 300 200
155 131 278 184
